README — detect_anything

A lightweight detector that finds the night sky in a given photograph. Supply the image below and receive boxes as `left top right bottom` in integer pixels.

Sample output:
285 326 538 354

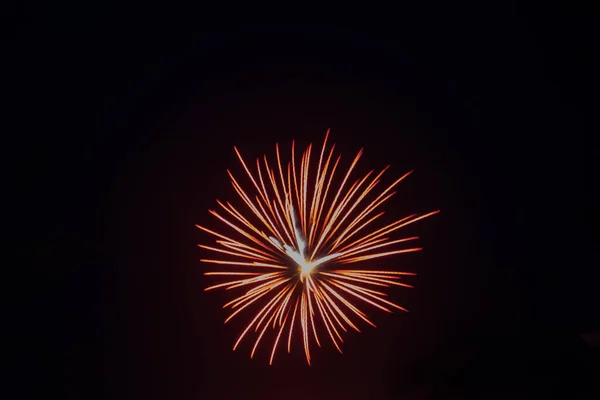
15 5 595 399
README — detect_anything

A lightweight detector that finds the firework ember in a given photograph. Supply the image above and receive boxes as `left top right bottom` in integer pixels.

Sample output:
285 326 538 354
197 129 439 365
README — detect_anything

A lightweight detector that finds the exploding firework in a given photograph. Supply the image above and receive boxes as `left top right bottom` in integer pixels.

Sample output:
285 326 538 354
197 129 438 365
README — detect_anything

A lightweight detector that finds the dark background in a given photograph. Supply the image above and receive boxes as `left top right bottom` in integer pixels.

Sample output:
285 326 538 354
12 4 595 399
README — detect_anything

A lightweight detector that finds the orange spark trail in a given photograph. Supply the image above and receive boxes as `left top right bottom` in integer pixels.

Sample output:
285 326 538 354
197 129 439 365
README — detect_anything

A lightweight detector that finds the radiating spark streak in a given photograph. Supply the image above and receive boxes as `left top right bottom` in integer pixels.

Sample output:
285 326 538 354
342 274 405 283
232 282 293 350
343 272 410 282
250 195 287 249
345 211 440 255
334 237 388 257
310 153 341 250
322 169 383 246
309 130 329 228
324 166 394 244
288 204 306 259
198 244 265 261
335 214 417 254
255 161 292 244
216 200 264 238
291 140 301 224
255 284 294 333
331 279 409 312
337 236 420 259
335 271 406 279
275 282 296 327
199 259 286 269
223 275 285 307
252 309 279 358
204 272 262 276
306 251 343 270
225 286 280 324
228 171 290 249
217 240 278 262
320 280 376 328
271 198 295 247
322 170 375 242
221 200 287 255
223 272 284 298
329 279 392 313
315 179 362 249
264 156 291 236
351 169 413 222
298 149 306 235
321 297 359 332
197 224 272 259
319 272 391 288
309 144 337 248
302 145 312 237
255 159 272 211
306 276 321 348
198 130 438 365
275 144 289 207
204 281 246 292
330 170 414 251
225 280 290 323
300 291 310 364
329 210 386 253
228 170 271 226
208 209 277 255
332 272 415 288
312 281 343 352
310 149 363 260
270 308 290 365
313 282 350 333
333 270 417 276
288 299 299 353
321 150 363 231
327 277 390 297
234 146 269 205
204 272 282 292
243 276 287 296
339 247 423 264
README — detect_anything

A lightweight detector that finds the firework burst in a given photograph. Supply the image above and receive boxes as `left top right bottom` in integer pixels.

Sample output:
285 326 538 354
197 129 438 365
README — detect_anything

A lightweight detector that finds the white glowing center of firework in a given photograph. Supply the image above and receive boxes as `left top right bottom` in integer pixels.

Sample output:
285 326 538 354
269 205 342 282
